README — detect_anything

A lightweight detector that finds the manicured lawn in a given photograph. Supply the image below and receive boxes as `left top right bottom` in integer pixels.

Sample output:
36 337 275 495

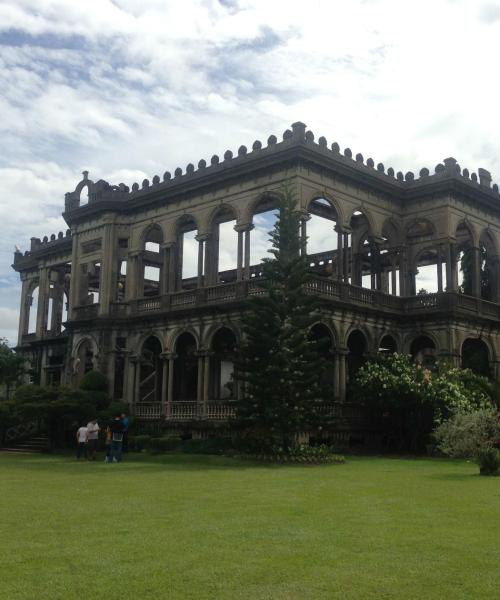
0 453 498 600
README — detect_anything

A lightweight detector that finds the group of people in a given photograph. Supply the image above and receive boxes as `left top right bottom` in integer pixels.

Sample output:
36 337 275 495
76 413 129 463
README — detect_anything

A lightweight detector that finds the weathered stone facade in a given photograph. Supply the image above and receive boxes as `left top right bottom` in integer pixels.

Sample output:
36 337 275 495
12 121 500 432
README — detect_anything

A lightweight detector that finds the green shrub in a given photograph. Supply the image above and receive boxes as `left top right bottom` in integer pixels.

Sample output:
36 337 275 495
433 409 500 458
131 434 151 452
148 436 181 454
79 370 109 392
477 447 500 476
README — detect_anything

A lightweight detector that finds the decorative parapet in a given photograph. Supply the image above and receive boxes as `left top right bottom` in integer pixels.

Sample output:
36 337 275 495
61 122 500 216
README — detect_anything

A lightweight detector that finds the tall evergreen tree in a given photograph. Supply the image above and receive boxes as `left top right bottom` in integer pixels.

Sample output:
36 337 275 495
235 186 332 451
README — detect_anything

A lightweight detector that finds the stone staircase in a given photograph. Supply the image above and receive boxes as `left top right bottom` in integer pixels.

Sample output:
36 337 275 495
1 435 50 454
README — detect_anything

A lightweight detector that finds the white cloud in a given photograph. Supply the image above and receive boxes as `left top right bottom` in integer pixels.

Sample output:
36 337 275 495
1 0 499 342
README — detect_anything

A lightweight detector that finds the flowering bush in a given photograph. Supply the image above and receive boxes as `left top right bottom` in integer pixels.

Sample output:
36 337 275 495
352 353 494 452
242 443 345 464
433 409 500 475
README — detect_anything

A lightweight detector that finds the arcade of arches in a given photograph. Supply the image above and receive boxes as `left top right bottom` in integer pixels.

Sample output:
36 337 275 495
12 123 500 428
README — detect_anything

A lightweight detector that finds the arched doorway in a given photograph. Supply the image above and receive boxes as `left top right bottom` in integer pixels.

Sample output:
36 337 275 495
461 338 490 377
347 330 367 382
410 335 436 367
209 328 237 400
173 332 198 400
138 336 163 403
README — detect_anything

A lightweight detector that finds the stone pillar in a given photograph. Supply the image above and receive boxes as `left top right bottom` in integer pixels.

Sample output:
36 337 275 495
196 234 205 288
134 357 141 406
336 228 344 281
338 351 347 403
472 246 481 297
398 248 406 296
333 353 340 401
168 243 177 292
235 227 244 281
160 243 170 295
36 267 50 338
68 235 79 319
244 225 253 279
437 246 443 292
167 354 175 410
196 352 205 417
203 353 210 404
343 233 349 283
99 223 116 315
125 252 138 300
446 242 457 292
176 234 184 290
160 353 169 416
203 233 216 286
18 277 31 344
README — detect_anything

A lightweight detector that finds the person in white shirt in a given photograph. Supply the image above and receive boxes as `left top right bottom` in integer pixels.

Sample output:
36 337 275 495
86 419 100 460
76 424 89 460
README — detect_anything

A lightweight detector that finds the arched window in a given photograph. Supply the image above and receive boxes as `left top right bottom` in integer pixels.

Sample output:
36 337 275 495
173 332 198 401
210 328 237 400
461 338 490 377
410 335 436 367
347 330 367 381
138 336 163 403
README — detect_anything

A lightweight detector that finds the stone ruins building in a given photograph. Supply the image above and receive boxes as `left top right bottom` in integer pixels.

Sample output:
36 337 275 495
12 121 500 436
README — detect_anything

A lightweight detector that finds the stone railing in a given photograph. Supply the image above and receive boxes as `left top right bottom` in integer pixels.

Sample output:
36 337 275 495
170 401 198 420
134 402 162 420
206 402 236 420
74 279 500 323
132 401 364 422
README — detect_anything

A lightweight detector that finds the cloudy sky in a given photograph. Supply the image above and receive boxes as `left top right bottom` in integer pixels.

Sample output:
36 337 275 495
1 0 499 343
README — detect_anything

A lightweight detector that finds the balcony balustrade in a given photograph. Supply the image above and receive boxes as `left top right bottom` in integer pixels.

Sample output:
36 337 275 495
133 401 364 421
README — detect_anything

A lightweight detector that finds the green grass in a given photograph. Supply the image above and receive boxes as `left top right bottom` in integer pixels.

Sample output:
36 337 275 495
0 453 498 600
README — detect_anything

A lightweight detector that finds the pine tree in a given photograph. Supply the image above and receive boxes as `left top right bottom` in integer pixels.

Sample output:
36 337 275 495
235 185 332 451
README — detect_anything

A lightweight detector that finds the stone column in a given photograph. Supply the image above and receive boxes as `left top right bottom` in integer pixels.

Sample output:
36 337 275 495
203 352 210 404
196 234 205 288
333 353 340 401
125 252 138 300
235 226 244 281
160 243 170 295
203 233 216 286
134 357 141 406
244 225 253 279
343 233 350 283
167 354 176 410
446 242 457 292
17 277 31 344
68 234 79 319
36 267 50 338
168 243 177 292
196 351 205 417
437 246 443 292
160 353 169 416
99 223 117 315
472 246 481 297
338 351 347 403
336 228 344 281
398 248 406 296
